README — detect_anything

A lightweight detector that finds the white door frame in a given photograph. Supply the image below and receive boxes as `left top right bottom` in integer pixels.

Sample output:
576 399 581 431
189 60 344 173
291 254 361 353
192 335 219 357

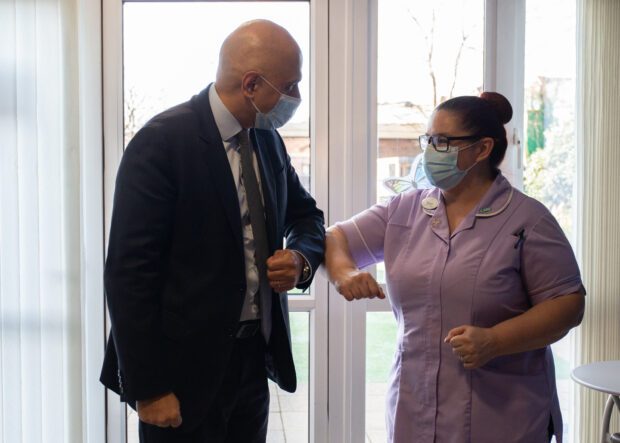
102 0 126 440
101 1 329 442
485 0 526 189
326 0 377 441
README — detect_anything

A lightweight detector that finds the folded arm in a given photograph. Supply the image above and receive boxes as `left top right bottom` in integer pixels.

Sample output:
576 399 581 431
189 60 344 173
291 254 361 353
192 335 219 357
323 226 385 301
280 148 326 291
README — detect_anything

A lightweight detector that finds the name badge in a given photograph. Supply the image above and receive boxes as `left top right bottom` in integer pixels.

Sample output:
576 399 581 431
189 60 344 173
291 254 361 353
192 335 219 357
422 197 438 210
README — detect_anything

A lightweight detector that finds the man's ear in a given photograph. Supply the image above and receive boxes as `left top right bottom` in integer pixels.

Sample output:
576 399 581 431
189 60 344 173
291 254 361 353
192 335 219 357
241 71 261 98
476 137 495 162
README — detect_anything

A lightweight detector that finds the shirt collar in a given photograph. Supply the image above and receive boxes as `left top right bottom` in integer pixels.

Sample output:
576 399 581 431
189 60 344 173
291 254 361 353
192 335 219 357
208 83 242 143
420 173 515 241
472 173 514 218
421 172 514 219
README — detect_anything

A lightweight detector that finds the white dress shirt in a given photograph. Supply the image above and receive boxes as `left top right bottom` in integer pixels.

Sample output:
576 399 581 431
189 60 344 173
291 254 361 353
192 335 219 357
208 85 313 322
209 85 263 321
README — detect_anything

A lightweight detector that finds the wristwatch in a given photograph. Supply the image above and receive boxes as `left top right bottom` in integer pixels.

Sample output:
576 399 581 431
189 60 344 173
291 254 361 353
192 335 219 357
300 259 311 282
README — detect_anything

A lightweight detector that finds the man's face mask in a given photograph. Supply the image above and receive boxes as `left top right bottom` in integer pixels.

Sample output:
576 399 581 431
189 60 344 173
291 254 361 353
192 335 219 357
250 76 301 130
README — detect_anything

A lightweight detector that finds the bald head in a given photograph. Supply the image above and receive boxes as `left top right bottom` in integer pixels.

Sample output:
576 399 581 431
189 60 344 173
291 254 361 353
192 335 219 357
216 20 302 92
213 20 303 128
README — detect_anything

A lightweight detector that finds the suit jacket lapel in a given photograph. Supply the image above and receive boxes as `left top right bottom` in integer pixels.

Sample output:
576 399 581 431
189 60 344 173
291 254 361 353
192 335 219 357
251 129 277 250
191 85 243 254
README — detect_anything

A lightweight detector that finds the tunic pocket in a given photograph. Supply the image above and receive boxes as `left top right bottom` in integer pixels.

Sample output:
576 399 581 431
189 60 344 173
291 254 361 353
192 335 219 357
397 347 432 407
387 348 434 443
385 350 402 442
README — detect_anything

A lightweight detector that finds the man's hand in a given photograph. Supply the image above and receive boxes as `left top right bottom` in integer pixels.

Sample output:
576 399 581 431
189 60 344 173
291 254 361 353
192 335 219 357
267 249 303 292
444 325 498 369
137 392 182 428
335 270 386 301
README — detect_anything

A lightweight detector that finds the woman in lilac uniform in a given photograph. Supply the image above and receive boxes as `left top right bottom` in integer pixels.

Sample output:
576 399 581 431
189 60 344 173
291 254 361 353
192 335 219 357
324 92 585 443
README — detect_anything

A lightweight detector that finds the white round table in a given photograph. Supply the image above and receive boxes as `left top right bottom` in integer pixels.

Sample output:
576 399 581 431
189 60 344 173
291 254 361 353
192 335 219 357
572 360 620 443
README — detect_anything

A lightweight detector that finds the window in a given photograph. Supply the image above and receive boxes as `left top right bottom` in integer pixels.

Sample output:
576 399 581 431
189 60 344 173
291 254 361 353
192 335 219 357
523 1 576 441
365 312 397 443
377 0 484 205
370 1 578 441
269 312 310 441
122 1 310 192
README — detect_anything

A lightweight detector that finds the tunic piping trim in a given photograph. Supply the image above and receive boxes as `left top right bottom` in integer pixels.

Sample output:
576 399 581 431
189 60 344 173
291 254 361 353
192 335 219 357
352 219 379 264
420 187 514 218
476 187 514 218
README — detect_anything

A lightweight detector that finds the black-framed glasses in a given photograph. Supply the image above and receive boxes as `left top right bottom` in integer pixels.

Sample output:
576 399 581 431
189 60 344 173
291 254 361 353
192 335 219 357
418 134 483 152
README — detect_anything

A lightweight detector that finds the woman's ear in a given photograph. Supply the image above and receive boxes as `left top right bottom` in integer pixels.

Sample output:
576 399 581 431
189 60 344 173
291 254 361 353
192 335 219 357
475 137 495 162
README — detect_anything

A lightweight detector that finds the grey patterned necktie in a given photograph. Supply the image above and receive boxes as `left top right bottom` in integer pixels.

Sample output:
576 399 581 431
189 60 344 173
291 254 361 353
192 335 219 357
238 129 272 342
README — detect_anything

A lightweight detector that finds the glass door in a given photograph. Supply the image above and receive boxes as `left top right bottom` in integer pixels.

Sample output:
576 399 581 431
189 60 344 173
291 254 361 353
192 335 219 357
369 1 485 441
104 1 328 442
523 1 577 440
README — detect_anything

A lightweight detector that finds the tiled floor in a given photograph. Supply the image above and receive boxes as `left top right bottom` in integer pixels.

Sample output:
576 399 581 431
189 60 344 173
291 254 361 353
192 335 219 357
267 381 309 442
128 407 139 442
366 383 388 443
268 381 390 443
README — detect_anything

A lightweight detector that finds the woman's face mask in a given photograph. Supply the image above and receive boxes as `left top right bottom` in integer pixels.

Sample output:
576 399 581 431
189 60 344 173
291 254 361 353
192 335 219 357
251 76 301 130
422 141 480 190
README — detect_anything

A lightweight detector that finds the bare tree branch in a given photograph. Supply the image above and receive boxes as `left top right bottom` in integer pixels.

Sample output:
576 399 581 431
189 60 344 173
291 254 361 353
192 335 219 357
407 9 427 42
413 103 429 120
429 9 437 107
449 29 471 99
124 86 146 145
408 7 438 107
406 5 477 112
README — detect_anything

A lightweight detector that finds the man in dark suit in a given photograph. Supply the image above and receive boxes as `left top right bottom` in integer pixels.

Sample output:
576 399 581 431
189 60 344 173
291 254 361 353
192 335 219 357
100 20 325 443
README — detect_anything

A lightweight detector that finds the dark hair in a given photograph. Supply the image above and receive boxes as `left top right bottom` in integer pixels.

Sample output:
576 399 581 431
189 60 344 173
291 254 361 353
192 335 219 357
435 92 513 170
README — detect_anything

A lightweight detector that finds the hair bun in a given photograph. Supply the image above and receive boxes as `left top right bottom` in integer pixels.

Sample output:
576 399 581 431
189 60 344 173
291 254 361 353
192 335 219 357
480 92 513 125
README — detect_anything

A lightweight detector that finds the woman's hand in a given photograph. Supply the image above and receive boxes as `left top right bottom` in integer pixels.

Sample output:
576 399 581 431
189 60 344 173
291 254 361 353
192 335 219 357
445 293 584 370
335 270 386 301
444 325 498 369
323 226 386 302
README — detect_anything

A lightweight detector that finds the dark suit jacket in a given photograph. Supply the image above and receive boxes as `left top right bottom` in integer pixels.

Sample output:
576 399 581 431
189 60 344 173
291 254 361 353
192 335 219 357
100 84 325 431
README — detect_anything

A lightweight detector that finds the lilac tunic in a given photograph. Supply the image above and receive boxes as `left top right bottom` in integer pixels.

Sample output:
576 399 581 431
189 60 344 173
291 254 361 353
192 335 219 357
337 174 584 443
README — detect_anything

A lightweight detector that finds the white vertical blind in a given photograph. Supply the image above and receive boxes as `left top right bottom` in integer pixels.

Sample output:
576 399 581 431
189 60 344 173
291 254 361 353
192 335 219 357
0 0 105 441
574 0 620 441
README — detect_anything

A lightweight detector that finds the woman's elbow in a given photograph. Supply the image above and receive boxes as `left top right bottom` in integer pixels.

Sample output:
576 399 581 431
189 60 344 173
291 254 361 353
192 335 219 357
573 294 586 327
563 292 586 328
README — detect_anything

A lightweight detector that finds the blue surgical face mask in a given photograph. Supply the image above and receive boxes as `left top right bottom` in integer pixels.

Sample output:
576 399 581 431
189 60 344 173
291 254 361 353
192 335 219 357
422 141 480 190
251 76 301 130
